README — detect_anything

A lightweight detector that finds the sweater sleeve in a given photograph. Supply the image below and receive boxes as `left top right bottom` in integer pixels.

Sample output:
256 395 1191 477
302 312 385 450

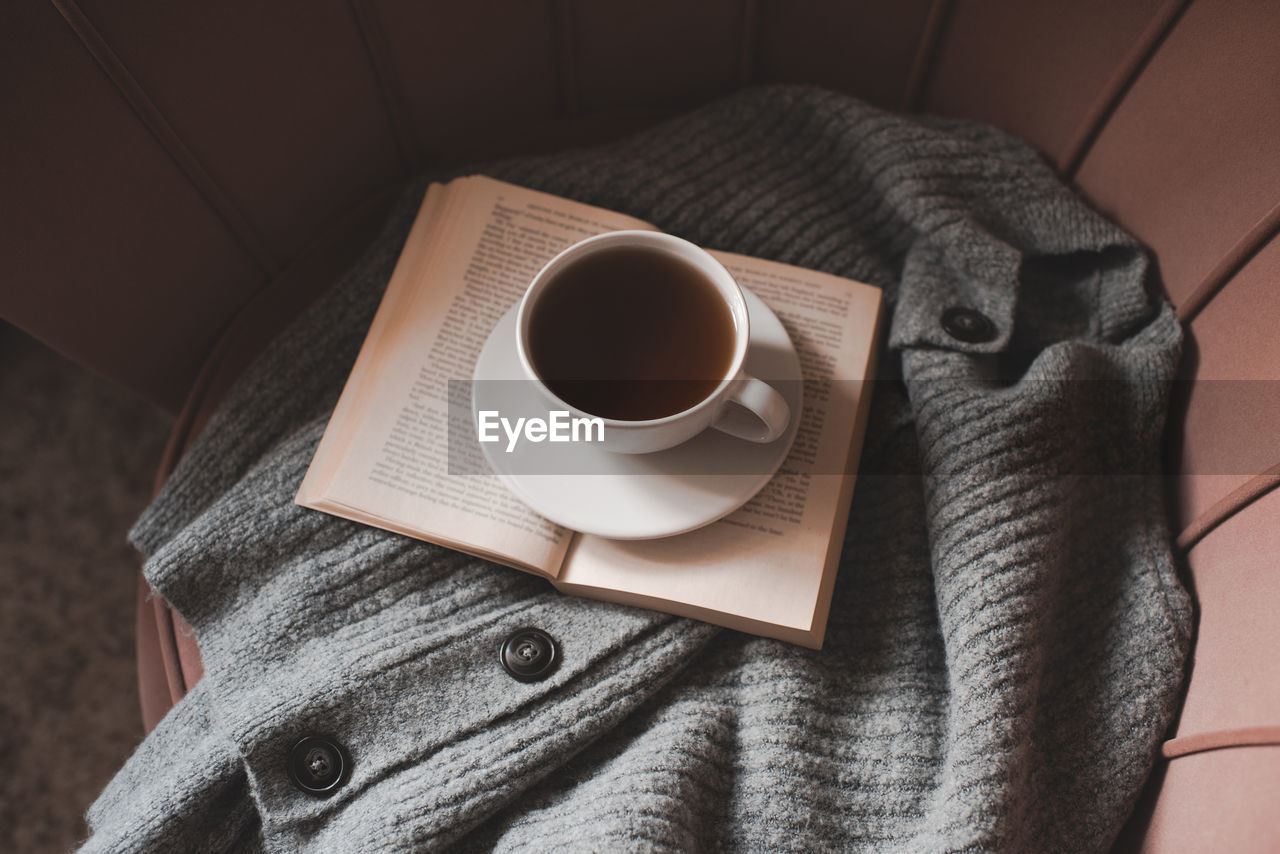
80 681 262 854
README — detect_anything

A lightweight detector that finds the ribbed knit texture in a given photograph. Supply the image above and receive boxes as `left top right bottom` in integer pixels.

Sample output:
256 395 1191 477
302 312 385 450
83 87 1190 853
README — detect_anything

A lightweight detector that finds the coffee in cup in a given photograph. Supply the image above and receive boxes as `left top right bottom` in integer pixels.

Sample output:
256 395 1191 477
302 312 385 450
516 230 790 454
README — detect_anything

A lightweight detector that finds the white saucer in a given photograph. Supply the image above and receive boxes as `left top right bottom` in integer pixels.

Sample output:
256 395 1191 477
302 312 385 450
471 287 802 539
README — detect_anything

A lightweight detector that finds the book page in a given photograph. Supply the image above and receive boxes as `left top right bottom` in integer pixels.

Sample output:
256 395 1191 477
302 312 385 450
297 176 656 574
557 253 882 645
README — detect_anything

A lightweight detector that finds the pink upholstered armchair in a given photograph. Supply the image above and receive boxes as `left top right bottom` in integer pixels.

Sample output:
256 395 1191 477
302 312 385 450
3 2 1276 849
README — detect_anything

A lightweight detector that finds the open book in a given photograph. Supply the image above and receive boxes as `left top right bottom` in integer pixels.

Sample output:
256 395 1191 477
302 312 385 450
297 176 882 647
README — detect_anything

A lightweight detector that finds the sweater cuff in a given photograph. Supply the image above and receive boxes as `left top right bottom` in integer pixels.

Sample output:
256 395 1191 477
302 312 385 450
79 680 260 853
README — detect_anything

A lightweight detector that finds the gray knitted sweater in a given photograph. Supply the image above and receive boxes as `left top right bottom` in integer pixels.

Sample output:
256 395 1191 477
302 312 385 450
84 87 1190 853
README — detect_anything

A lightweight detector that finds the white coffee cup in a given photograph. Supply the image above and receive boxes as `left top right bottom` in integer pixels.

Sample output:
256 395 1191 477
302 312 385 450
515 230 790 454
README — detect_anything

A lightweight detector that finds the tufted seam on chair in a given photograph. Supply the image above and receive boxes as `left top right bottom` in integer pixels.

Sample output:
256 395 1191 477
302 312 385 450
46 0 280 275
902 0 953 111
1176 200 1280 324
347 0 420 172
1061 0 1193 178
1175 463 1280 551
1162 726 1280 759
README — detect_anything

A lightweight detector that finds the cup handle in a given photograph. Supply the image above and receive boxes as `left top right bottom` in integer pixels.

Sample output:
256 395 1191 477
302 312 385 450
711 375 790 443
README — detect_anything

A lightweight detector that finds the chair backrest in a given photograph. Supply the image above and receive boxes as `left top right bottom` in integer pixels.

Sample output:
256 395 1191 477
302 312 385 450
4 3 1277 849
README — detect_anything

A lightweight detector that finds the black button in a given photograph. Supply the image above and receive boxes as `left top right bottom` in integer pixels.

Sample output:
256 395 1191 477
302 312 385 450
500 628 559 683
287 736 347 796
941 307 996 343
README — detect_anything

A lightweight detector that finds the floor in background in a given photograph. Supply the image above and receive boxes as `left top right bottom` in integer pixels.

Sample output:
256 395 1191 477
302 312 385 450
0 324 173 853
